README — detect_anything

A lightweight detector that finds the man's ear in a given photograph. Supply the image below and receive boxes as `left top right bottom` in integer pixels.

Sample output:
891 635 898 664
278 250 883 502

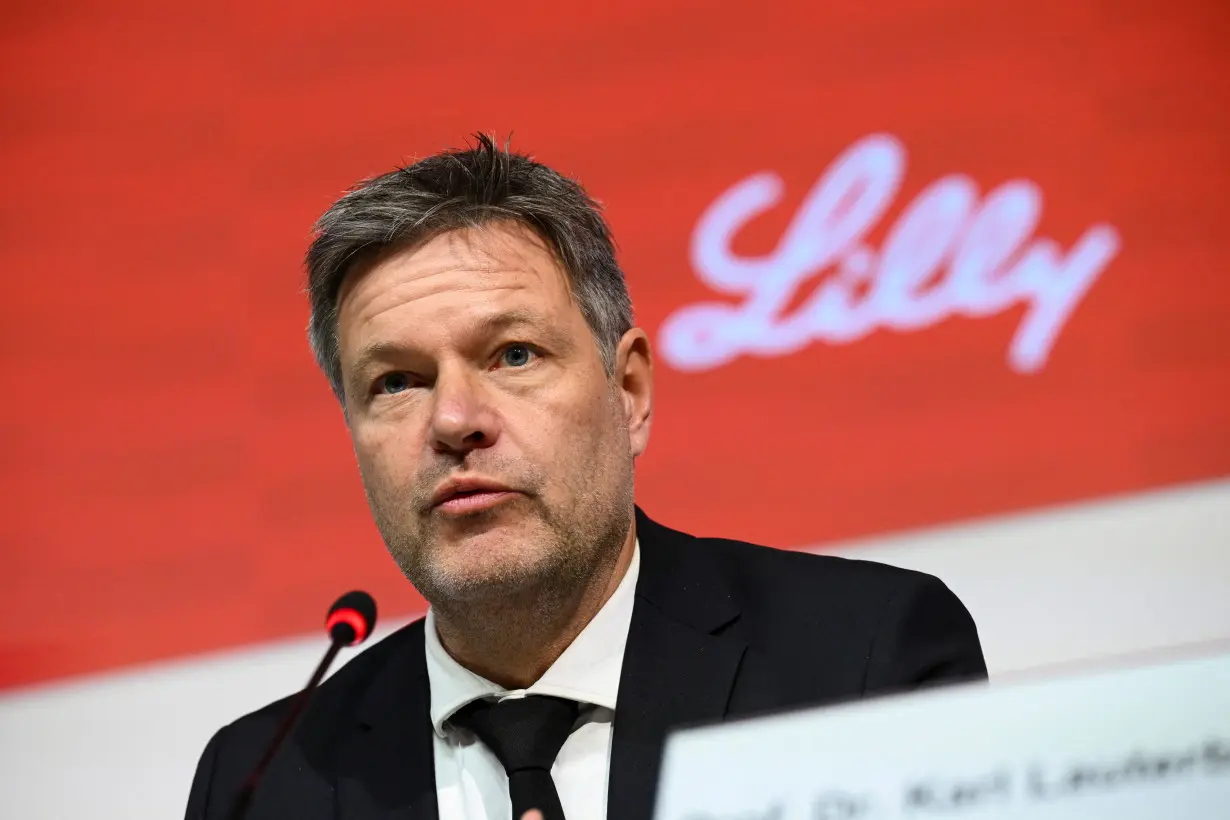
614 328 653 457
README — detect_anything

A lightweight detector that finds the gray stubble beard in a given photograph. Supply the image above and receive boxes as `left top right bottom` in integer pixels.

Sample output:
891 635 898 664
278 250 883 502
368 444 636 631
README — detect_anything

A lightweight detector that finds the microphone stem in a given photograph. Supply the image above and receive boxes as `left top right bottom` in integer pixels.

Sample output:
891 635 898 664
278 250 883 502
225 638 345 820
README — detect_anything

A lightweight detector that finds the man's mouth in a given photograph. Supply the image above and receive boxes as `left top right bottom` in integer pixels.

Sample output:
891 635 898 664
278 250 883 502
435 489 518 515
430 477 519 515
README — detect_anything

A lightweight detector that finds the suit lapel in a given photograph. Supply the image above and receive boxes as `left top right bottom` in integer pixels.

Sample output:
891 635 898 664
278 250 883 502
608 509 747 820
337 620 439 820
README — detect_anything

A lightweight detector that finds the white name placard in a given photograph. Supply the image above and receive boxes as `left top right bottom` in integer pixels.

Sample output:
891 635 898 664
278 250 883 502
654 649 1230 820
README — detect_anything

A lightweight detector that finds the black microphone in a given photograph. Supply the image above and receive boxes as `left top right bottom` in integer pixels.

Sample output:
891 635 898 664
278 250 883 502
225 591 378 820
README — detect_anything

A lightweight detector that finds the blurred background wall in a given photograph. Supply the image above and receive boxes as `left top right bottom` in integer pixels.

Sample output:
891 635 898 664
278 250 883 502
1 1 1228 817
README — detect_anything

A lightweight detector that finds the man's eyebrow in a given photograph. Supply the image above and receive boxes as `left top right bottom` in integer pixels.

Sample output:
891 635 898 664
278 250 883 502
468 308 559 339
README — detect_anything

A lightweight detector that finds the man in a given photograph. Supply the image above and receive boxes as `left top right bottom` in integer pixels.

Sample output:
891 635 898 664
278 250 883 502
185 135 986 820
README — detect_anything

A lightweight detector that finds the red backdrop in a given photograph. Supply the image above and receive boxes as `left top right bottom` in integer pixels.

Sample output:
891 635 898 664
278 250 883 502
2 0 1228 689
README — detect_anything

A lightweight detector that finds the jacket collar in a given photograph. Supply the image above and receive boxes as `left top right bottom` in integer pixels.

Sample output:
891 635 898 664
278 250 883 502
607 507 746 820
338 620 439 820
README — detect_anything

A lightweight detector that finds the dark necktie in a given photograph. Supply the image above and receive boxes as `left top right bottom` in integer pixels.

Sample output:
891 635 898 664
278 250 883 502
451 695 581 820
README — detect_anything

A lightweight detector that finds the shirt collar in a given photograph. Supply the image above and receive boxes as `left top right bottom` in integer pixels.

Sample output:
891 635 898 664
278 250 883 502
425 541 640 737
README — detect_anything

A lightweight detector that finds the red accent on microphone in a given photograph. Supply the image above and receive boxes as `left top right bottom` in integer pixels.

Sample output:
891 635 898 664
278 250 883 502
325 608 369 645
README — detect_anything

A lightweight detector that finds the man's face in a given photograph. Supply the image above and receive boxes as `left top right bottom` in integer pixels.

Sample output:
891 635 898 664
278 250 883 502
336 223 651 605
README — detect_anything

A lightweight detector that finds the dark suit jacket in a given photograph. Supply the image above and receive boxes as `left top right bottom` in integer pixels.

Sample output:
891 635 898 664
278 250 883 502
186 508 986 819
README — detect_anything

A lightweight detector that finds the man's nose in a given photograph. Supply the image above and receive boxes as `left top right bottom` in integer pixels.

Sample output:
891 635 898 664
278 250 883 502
427 368 500 455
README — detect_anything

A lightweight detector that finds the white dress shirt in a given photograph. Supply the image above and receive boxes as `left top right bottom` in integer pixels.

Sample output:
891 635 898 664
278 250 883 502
425 542 640 820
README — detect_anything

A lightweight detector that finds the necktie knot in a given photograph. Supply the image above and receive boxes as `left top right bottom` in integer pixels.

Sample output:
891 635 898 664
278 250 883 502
452 695 581 775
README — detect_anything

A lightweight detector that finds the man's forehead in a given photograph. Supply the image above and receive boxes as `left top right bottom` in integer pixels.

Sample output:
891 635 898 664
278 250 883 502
338 225 586 348
336 223 571 319
374 222 563 280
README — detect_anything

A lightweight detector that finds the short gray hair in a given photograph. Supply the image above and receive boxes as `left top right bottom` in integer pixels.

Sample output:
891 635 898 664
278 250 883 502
306 133 634 402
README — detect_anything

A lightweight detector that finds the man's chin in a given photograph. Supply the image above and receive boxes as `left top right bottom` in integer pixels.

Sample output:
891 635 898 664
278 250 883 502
391 509 568 603
418 556 562 604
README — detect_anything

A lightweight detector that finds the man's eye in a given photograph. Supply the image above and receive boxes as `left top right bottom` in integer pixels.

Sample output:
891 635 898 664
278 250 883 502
500 343 536 368
376 373 412 394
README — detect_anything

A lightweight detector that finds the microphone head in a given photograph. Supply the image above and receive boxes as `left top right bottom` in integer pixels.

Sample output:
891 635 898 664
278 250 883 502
325 590 378 646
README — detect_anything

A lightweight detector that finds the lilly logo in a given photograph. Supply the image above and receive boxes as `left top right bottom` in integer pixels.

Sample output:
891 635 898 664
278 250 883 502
657 134 1121 373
